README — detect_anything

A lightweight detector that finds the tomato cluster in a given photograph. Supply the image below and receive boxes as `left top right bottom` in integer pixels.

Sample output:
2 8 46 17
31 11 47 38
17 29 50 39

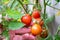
9 10 48 40
21 10 48 36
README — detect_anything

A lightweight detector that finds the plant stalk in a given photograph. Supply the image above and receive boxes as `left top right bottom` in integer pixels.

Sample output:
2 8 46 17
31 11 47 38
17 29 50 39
10 0 15 9
36 0 38 7
47 4 60 10
17 0 27 13
44 0 46 19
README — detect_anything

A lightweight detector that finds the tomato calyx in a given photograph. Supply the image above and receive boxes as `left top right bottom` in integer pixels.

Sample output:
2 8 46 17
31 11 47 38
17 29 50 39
34 18 44 26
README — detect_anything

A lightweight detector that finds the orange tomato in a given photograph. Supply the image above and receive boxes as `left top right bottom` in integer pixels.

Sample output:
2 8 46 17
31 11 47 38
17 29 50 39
31 24 42 35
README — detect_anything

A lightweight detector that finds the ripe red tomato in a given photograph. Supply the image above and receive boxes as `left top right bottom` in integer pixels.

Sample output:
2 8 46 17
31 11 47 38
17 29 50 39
21 14 32 25
32 10 40 19
31 24 42 35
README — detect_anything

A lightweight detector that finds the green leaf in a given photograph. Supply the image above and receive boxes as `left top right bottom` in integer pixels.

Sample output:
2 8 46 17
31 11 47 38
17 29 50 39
2 0 9 3
37 34 53 40
41 13 48 20
7 0 14 8
54 34 60 40
2 13 6 16
55 26 60 40
45 34 53 40
2 30 9 37
2 30 9 40
9 0 19 9
48 2 51 6
45 15 55 24
11 0 19 9
55 0 60 2
2 20 9 27
8 21 25 30
36 35 45 40
23 0 29 4
37 4 42 11
5 9 24 20
58 25 60 31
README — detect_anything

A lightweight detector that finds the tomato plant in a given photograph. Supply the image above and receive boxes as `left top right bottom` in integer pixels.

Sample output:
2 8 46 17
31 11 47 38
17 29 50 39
0 0 60 40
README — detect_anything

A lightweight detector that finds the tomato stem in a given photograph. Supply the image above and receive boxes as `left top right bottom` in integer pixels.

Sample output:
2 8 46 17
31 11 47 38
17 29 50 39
17 0 27 13
10 0 15 9
36 0 38 7
47 4 60 10
44 0 46 19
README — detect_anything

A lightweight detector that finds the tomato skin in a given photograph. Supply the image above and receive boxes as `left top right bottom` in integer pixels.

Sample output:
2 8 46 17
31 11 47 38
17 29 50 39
32 10 40 19
31 24 42 35
21 14 32 25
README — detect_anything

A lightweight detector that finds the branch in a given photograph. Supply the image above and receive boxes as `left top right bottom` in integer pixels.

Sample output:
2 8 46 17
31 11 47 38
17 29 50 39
53 2 58 6
10 0 15 9
46 0 49 4
36 0 38 6
44 0 46 19
17 0 27 13
47 5 60 10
